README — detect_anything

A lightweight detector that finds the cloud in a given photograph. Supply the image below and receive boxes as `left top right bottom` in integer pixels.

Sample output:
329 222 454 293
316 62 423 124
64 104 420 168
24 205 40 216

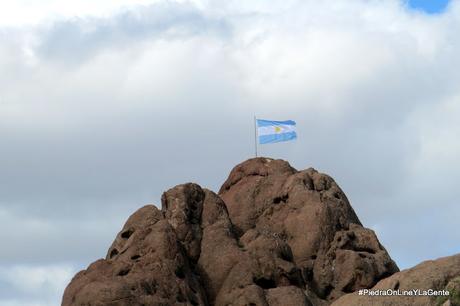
0 208 121 264
33 2 231 64
0 264 76 306
0 0 166 26
2 0 460 304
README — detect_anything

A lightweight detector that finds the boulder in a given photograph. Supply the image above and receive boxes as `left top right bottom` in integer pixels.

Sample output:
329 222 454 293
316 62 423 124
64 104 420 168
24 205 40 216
331 254 460 306
62 205 208 306
219 158 398 302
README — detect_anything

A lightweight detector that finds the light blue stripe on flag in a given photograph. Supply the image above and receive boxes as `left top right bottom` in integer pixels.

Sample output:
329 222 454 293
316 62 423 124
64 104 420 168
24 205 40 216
256 119 297 144
257 119 296 127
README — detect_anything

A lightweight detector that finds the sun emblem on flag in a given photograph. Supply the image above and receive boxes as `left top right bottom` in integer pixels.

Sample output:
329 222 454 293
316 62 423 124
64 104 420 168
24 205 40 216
275 126 282 133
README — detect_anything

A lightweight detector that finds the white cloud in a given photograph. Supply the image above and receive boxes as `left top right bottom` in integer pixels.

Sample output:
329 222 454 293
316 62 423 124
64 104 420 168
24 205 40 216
0 0 163 26
0 208 125 264
2 0 460 303
0 264 76 306
1 265 73 294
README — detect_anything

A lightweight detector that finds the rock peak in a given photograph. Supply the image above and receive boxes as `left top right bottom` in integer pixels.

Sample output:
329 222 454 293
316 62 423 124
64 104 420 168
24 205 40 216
66 158 455 306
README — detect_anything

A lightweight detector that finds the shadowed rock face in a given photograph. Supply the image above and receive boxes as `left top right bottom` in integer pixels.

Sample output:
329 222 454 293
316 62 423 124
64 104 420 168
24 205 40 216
62 158 400 306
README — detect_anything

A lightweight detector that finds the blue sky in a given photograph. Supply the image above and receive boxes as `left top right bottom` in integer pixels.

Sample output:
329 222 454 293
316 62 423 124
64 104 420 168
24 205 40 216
408 0 451 13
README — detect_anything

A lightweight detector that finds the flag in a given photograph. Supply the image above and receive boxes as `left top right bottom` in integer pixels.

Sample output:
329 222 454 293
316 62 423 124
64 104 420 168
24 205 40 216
256 119 297 144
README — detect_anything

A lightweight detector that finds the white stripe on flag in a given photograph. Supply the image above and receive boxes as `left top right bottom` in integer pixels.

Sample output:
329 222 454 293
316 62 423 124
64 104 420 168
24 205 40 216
258 124 296 136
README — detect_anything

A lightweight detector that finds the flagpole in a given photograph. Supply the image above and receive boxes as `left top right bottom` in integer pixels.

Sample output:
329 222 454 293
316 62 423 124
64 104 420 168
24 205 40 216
254 115 258 157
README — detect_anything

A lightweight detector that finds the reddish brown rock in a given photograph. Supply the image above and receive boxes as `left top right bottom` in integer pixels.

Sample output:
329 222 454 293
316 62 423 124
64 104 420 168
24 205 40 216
196 189 243 302
164 183 311 305
62 205 207 306
62 158 401 306
214 228 309 305
331 254 460 306
162 183 205 263
266 286 313 306
219 158 398 302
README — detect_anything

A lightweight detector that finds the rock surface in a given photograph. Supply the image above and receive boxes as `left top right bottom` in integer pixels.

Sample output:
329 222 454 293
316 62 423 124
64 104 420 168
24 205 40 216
63 158 402 306
62 205 208 305
218 158 399 302
331 254 460 306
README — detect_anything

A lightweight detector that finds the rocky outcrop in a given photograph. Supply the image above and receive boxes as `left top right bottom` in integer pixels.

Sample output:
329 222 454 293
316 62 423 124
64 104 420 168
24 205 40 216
62 158 400 306
331 254 460 306
62 205 208 305
219 158 398 302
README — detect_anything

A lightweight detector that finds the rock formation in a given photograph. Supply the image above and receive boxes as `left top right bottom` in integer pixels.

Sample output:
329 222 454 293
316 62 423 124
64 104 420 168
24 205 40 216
331 254 460 306
63 157 459 306
218 158 398 302
62 204 208 305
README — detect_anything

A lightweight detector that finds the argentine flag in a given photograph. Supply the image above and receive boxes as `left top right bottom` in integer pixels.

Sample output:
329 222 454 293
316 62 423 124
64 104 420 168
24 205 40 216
257 119 297 144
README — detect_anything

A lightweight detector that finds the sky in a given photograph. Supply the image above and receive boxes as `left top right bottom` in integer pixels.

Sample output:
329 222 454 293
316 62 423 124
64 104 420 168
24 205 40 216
1 0 459 305
408 0 450 13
